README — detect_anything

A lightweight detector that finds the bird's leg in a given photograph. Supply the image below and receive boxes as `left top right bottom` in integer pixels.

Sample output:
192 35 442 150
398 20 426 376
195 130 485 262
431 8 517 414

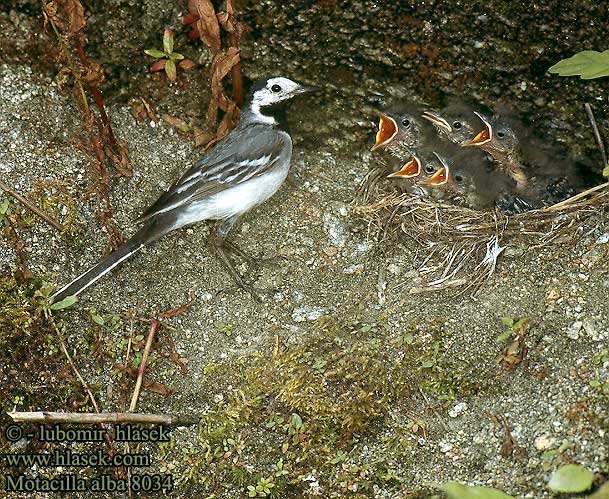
211 216 249 285
215 218 285 268
211 217 277 298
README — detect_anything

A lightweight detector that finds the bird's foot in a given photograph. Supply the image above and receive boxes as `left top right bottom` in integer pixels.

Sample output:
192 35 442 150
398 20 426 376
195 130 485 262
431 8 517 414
224 241 287 269
216 277 278 302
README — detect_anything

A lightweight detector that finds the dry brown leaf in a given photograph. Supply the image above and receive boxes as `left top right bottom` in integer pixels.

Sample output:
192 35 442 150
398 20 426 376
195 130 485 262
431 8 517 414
193 127 212 147
55 66 71 90
81 61 104 87
216 101 239 141
210 47 240 107
105 139 132 178
162 114 192 134
193 0 221 54
141 98 158 121
144 381 173 396
63 0 86 36
179 59 196 71
42 1 58 27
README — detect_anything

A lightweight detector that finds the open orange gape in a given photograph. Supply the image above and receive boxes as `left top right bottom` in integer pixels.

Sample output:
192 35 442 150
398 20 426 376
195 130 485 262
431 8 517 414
466 112 493 146
387 156 421 179
371 112 398 150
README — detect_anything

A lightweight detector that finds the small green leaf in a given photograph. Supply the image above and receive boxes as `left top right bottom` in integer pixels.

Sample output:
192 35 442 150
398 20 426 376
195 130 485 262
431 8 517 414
0 198 9 215
169 52 184 60
144 49 166 58
603 164 609 178
587 481 609 499
421 360 433 368
290 413 302 429
165 59 177 82
496 330 512 343
439 482 514 499
50 295 78 310
91 313 104 326
548 50 609 79
548 464 594 493
163 27 174 55
501 317 514 327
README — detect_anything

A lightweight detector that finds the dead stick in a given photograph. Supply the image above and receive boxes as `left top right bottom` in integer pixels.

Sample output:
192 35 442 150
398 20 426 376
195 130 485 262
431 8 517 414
584 103 607 169
73 36 118 147
128 320 159 412
0 179 64 232
7 411 198 426
545 181 609 211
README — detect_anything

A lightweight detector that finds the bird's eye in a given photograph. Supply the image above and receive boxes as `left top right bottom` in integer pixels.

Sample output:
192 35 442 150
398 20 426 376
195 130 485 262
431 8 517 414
453 121 462 129
425 164 435 173
497 131 506 139
271 84 282 93
401 118 411 127
454 174 464 183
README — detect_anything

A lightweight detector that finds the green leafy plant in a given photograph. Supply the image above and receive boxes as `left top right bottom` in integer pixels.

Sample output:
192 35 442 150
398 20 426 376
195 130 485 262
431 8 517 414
144 28 193 82
439 482 514 499
548 464 595 493
549 50 609 177
549 49 609 79
247 476 275 497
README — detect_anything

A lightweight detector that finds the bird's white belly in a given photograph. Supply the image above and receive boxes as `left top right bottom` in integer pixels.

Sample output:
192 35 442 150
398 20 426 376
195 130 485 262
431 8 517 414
177 163 290 226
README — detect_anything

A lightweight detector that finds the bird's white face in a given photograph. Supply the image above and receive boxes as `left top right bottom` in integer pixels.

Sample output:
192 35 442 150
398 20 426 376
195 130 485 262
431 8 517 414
251 77 309 108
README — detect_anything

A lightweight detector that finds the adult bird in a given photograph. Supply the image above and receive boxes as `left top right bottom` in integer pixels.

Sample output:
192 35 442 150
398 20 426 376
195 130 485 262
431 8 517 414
51 76 315 303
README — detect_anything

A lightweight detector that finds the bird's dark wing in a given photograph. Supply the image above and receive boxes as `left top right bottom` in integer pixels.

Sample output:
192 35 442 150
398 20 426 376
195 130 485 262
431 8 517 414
139 123 289 222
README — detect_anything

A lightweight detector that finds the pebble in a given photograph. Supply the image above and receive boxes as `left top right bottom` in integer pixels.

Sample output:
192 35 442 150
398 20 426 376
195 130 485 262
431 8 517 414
291 305 327 322
534 434 556 451
448 402 468 418
439 441 453 453
566 321 583 340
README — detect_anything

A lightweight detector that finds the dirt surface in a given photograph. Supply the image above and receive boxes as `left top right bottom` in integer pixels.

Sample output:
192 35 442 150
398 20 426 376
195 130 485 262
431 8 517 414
1 1 608 498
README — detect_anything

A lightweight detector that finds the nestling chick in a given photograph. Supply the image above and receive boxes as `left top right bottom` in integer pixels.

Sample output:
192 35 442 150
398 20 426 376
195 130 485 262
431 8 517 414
371 102 437 156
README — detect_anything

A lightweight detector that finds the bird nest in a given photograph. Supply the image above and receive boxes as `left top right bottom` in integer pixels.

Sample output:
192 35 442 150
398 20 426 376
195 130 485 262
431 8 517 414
354 162 609 295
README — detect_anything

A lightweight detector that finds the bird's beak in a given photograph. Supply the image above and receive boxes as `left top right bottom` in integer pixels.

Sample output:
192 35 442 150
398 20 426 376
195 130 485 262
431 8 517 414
371 111 398 151
425 166 448 185
424 153 450 185
464 111 493 147
291 84 319 96
298 85 320 94
421 111 451 132
387 156 421 178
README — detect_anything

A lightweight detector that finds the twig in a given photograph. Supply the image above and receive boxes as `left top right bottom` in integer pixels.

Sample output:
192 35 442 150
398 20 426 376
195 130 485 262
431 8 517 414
8 411 198 426
128 320 159 412
43 308 100 413
73 36 118 147
418 388 450 433
156 290 196 318
0 179 65 232
545 181 609 211
584 102 607 169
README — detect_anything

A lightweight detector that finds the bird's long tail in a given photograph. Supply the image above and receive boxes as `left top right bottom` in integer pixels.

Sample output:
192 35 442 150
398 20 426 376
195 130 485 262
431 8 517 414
50 226 155 303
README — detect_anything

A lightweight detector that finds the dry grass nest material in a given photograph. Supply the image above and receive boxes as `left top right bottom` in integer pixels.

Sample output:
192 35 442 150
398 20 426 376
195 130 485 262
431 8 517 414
353 163 609 295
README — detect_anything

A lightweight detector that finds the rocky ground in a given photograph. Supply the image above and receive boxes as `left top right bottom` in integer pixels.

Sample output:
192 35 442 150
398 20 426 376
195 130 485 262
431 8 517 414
0 1 608 498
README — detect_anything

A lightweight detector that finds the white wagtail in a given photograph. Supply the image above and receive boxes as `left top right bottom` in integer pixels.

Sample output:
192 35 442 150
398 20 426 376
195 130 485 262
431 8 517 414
51 76 315 302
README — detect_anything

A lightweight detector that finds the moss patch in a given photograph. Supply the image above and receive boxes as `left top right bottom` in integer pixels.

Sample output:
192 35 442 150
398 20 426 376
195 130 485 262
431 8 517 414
168 316 493 497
